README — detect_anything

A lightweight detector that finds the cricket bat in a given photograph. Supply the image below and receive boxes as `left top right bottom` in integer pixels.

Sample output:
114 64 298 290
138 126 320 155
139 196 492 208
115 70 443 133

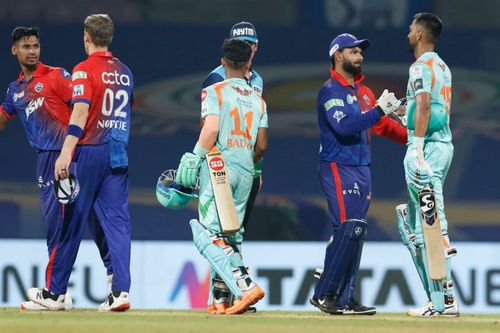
206 148 240 234
418 185 446 280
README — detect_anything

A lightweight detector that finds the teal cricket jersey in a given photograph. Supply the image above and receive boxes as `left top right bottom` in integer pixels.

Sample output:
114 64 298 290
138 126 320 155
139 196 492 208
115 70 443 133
406 51 452 143
201 78 268 174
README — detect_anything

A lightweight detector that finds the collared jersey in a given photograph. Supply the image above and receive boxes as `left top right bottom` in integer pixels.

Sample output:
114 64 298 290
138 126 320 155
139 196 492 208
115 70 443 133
0 62 72 151
202 65 263 96
406 51 452 143
71 51 134 145
317 69 383 165
201 78 268 173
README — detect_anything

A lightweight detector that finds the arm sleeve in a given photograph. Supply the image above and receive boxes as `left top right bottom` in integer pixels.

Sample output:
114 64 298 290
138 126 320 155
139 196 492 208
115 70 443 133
410 63 433 96
71 64 92 105
371 116 408 144
320 87 382 136
200 87 220 119
0 87 16 119
202 72 224 89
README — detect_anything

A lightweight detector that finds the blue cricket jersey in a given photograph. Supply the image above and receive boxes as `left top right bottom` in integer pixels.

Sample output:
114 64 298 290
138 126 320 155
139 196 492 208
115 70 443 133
202 65 263 96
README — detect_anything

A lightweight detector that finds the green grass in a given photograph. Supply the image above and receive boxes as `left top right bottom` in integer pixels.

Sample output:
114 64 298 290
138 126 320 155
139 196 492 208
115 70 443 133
1 308 499 333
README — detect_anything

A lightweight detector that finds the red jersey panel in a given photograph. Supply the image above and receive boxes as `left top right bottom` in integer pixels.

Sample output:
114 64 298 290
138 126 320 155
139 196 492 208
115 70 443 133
71 51 134 145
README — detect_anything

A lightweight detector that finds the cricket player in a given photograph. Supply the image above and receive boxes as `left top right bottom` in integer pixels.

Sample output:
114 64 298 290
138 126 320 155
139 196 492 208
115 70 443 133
202 21 264 314
310 33 403 315
27 14 133 312
0 26 112 311
176 38 268 315
400 12 459 317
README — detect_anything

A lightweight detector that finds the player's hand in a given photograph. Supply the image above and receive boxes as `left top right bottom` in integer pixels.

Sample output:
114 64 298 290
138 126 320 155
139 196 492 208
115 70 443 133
377 89 401 115
405 141 433 190
54 151 72 180
176 152 202 187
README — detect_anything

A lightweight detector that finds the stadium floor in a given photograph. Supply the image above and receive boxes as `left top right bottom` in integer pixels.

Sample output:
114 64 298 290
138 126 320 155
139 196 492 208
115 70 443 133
1 308 499 333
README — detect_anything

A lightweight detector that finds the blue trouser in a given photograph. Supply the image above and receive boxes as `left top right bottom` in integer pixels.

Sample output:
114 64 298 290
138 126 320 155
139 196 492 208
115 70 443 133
37 151 113 287
316 161 371 305
45 145 131 294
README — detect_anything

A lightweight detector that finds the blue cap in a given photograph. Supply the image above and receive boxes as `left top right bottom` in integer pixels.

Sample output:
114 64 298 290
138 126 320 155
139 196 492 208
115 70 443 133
229 21 258 43
329 33 370 59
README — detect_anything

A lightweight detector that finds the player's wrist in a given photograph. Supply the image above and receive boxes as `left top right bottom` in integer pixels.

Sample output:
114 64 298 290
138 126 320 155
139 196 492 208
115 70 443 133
193 143 209 158
67 124 84 138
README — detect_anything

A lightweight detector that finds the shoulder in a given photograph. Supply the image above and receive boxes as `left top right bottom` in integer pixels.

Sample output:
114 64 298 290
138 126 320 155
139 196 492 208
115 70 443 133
73 59 90 73
203 66 225 88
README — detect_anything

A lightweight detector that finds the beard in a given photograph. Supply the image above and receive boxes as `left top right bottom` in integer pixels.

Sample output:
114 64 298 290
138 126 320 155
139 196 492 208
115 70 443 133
342 59 362 75
23 61 38 72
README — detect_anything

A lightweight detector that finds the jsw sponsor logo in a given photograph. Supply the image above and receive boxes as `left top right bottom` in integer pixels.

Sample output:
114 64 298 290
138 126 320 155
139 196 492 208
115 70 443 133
25 97 44 119
101 71 131 86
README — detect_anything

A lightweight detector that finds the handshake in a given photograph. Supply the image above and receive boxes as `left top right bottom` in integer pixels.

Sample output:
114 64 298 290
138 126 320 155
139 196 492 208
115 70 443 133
376 89 402 115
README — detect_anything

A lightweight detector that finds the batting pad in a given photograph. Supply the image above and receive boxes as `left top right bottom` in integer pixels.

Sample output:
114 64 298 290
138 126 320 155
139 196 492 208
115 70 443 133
189 219 242 299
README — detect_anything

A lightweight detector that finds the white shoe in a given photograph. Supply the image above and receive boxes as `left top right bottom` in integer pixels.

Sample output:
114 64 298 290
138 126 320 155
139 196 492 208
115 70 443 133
98 291 130 312
63 291 74 310
407 299 459 317
20 301 48 311
27 288 65 311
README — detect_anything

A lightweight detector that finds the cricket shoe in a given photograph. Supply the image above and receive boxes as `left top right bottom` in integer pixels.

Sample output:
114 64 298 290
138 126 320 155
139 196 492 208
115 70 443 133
27 288 65 311
21 291 73 311
98 291 130 312
207 301 230 314
225 285 265 315
342 299 376 315
309 296 345 315
407 300 459 317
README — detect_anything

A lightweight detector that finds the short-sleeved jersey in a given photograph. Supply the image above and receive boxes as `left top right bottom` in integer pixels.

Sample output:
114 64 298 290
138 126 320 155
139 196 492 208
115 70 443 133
71 51 134 145
202 65 263 96
406 51 452 143
0 62 72 151
201 78 268 173
317 69 383 165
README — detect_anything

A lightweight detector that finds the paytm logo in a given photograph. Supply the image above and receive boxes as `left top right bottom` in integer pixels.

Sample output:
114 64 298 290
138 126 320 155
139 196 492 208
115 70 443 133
102 71 131 86
169 262 210 308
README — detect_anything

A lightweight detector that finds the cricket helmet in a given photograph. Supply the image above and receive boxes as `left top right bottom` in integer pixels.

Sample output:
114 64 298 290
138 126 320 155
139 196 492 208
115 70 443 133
156 169 198 209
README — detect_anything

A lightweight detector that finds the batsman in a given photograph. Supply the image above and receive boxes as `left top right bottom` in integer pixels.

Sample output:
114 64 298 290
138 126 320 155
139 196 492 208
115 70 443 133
397 12 459 317
175 38 268 315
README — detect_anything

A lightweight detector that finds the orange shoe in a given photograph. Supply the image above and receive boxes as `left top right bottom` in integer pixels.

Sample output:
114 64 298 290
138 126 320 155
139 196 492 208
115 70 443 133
226 285 265 315
207 301 230 314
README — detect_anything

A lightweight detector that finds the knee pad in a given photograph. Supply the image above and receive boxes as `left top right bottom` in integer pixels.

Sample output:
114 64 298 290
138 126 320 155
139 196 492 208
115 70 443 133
315 219 367 300
189 219 242 299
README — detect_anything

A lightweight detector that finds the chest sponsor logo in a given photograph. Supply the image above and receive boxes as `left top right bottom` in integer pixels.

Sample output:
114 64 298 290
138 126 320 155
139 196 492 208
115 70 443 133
25 97 45 119
13 91 25 102
102 71 131 86
233 86 252 96
333 110 346 122
346 94 357 104
324 98 344 111
73 84 84 97
72 71 88 80
201 89 207 102
34 82 43 93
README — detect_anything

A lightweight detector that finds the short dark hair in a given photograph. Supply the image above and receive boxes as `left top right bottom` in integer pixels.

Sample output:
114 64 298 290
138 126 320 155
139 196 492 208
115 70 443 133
12 26 40 44
84 14 114 47
221 38 252 69
413 12 443 41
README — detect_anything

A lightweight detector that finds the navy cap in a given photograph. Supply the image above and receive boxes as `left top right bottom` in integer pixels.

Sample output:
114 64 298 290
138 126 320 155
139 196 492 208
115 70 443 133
329 33 370 58
229 21 258 43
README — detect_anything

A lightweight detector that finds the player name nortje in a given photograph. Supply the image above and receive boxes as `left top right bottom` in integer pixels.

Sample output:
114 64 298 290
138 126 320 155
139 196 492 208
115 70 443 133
97 119 127 130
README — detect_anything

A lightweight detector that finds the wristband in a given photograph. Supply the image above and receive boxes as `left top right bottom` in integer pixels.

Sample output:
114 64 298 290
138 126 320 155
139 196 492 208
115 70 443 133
67 124 84 138
413 136 425 146
193 142 209 157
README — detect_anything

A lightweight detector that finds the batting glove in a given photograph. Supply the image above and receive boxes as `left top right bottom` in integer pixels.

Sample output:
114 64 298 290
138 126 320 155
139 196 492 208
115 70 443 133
405 137 433 190
175 153 202 187
377 89 401 115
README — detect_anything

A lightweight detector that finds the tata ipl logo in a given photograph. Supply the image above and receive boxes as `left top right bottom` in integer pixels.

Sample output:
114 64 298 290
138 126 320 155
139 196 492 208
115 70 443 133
169 262 210 308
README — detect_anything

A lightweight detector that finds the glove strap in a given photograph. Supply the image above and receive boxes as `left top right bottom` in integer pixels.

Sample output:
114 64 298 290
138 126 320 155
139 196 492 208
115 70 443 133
193 143 209 157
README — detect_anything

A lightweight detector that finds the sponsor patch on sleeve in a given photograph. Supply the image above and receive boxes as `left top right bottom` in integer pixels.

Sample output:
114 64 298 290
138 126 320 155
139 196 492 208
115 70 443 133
324 98 344 111
72 84 84 97
414 78 424 91
333 110 346 122
72 71 88 80
410 65 423 79
62 69 71 78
